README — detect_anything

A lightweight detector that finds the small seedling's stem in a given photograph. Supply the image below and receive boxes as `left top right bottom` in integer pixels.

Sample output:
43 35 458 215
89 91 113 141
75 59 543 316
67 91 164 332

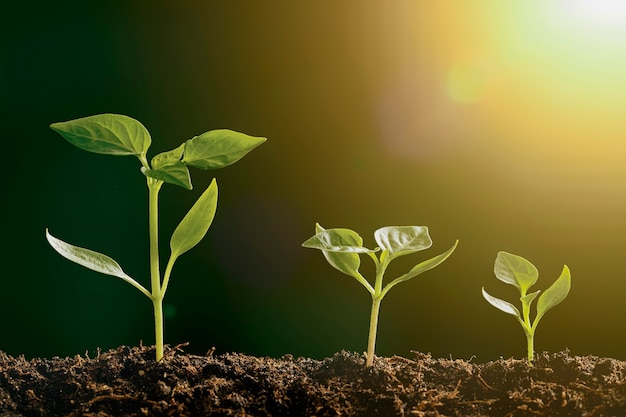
148 178 165 361
526 331 535 363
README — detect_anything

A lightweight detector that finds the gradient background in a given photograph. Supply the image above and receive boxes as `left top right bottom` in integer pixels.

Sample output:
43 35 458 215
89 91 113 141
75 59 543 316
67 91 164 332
3 1 626 362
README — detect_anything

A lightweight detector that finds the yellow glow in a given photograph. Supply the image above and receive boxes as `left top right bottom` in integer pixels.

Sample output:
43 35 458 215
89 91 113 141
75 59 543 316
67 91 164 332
446 60 490 104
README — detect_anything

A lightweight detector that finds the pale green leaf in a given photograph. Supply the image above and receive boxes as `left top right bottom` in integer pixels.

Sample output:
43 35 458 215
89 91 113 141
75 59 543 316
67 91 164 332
535 265 571 325
170 179 218 258
382 240 458 295
482 287 521 318
302 227 374 253
45 229 151 299
374 226 432 260
494 251 539 293
151 144 184 170
141 162 192 190
521 290 541 306
50 114 151 156
306 224 363 278
182 129 266 170
305 224 373 292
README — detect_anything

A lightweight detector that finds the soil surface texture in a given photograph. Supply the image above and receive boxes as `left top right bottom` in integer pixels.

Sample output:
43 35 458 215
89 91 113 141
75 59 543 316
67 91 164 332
0 344 625 416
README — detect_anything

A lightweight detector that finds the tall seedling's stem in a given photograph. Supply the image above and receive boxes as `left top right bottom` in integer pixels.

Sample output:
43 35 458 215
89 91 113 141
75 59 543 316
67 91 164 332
148 179 164 361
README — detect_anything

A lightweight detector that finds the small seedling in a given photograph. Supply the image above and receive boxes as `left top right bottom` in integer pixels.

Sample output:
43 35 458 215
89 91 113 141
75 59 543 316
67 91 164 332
482 251 571 363
303 224 458 367
46 113 266 361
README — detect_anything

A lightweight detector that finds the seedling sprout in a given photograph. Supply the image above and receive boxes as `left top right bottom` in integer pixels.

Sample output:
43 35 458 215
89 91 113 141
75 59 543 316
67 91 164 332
46 113 266 361
303 224 458 367
482 251 571 363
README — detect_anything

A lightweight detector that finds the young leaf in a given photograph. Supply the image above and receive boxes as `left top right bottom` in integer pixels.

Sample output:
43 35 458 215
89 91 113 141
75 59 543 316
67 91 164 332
50 114 151 157
170 178 218 259
482 288 521 319
151 144 184 170
382 240 458 294
141 163 192 190
374 226 432 260
494 251 539 293
302 228 374 253
182 129 266 170
521 290 541 306
535 265 571 325
306 224 363 279
45 229 151 299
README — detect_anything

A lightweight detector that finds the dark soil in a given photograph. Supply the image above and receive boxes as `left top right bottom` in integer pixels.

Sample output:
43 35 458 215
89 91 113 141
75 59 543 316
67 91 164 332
0 344 625 417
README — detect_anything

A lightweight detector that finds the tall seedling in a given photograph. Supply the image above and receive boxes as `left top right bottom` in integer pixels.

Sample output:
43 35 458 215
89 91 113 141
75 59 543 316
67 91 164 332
47 113 266 360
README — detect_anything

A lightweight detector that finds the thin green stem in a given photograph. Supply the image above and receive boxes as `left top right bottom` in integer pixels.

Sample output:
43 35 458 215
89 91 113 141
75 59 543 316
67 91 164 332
526 331 535 363
365 254 389 367
153 297 164 361
148 178 164 361
365 295 382 367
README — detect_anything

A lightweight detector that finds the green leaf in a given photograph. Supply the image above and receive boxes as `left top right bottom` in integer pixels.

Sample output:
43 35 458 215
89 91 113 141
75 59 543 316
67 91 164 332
374 226 432 260
151 144 184 170
521 290 541 306
535 265 571 325
494 251 539 293
141 163 192 190
383 240 458 294
304 224 373 293
482 287 521 319
170 179 218 258
182 129 266 169
302 227 374 254
304 224 363 279
45 229 151 299
50 114 151 157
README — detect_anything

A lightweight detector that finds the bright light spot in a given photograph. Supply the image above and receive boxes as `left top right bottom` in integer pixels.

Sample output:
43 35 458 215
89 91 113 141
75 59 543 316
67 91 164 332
547 0 626 40
570 0 626 26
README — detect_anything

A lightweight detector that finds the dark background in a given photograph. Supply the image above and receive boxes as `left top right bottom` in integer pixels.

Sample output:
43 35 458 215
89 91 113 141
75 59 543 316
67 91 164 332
3 2 626 362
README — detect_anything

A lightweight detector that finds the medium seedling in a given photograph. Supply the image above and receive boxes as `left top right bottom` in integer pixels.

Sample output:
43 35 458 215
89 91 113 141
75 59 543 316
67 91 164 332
46 113 266 361
482 251 571 363
303 224 458 367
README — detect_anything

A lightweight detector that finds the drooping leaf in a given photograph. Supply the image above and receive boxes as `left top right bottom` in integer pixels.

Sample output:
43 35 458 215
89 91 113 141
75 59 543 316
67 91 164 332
535 265 571 325
151 144 184 170
170 179 218 259
382 240 458 293
141 162 192 190
494 251 539 293
182 129 266 170
305 224 363 279
45 229 151 299
303 224 373 292
374 226 432 260
302 227 374 253
482 288 521 318
50 114 151 157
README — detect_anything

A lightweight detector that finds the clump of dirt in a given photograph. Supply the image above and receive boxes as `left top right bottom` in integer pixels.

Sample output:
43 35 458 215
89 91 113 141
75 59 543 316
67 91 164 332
0 344 624 416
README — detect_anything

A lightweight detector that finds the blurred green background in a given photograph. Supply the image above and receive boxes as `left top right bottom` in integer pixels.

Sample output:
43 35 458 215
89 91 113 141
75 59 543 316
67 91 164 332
3 1 626 362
